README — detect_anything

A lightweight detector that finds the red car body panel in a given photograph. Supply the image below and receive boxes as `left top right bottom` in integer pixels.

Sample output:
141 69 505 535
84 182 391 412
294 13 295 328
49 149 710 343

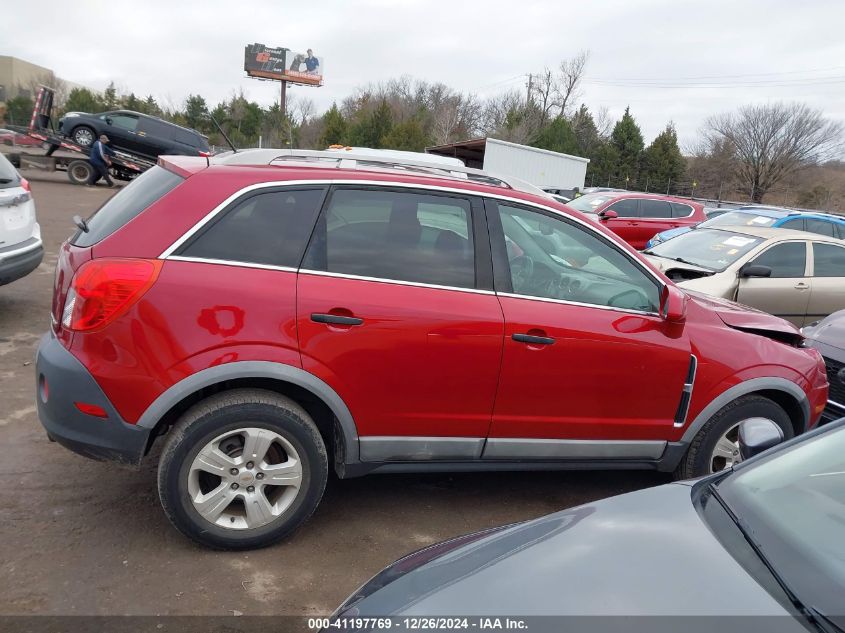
593 194 706 249
46 161 828 464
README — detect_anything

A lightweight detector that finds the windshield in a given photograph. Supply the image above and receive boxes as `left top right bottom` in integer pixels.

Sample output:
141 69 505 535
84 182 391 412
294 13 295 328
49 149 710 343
700 211 779 229
716 424 845 618
566 193 613 214
647 228 763 271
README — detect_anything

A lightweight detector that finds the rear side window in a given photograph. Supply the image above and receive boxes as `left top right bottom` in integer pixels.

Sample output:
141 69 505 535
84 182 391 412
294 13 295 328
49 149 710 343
812 243 845 277
751 242 807 278
779 218 805 231
72 166 184 247
178 188 326 268
804 218 836 238
671 203 694 218
0 152 20 189
607 198 638 217
640 199 672 218
303 188 476 289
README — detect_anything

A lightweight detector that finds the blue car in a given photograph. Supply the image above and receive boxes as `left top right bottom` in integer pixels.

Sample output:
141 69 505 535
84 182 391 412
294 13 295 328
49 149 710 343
644 206 845 250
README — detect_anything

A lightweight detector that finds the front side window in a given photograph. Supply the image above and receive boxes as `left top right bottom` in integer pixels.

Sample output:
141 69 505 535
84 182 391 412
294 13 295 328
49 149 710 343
178 188 326 268
496 203 660 312
639 199 672 218
751 242 807 278
108 114 139 131
303 189 475 289
812 242 845 277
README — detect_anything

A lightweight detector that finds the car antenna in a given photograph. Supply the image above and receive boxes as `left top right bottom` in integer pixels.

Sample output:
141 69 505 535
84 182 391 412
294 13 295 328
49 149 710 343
206 112 237 154
72 214 89 233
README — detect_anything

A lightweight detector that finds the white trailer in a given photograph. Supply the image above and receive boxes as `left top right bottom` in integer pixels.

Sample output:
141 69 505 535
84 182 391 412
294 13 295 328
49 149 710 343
426 137 589 190
481 138 588 189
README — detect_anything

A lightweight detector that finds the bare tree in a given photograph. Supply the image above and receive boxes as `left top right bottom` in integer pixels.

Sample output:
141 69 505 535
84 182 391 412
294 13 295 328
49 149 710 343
530 68 559 123
557 50 589 118
704 102 843 203
593 105 613 138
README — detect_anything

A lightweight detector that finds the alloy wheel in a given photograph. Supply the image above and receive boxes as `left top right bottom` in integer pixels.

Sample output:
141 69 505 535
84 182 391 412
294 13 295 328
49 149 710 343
188 427 303 530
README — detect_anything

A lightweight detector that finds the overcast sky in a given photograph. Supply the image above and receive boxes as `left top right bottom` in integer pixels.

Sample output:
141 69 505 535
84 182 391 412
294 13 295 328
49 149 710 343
5 0 845 150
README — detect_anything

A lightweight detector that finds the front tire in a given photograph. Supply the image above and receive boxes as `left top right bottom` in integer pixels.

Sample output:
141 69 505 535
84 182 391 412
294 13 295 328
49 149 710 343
157 389 328 550
71 125 95 147
674 395 793 480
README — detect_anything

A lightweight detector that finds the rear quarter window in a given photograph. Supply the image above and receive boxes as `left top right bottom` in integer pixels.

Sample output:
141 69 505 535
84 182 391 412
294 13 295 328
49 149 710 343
71 166 184 247
0 153 20 189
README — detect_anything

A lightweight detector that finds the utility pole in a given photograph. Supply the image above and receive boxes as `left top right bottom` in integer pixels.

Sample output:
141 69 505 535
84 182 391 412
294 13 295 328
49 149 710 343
526 73 533 104
280 80 287 120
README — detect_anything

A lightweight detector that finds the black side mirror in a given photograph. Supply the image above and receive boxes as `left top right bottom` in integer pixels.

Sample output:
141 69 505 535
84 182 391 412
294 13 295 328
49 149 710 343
738 418 784 460
740 264 772 278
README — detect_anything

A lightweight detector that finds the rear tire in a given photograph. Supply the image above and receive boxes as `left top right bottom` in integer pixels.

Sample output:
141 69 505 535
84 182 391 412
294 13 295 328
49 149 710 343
71 126 95 147
157 389 328 550
67 160 93 185
674 395 793 480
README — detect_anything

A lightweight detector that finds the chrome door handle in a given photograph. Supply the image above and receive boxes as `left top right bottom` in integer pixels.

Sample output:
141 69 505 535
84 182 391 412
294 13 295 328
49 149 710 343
794 282 810 290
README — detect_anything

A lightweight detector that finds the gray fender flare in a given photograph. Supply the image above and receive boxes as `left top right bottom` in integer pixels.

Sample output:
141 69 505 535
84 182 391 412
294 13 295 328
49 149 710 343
680 377 810 444
135 361 360 463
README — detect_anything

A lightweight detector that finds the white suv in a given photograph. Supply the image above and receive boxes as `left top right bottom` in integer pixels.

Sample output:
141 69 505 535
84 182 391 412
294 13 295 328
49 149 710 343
0 152 42 285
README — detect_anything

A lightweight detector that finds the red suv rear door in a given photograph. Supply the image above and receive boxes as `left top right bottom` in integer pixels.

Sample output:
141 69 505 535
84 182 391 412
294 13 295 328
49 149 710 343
297 187 504 462
484 199 693 457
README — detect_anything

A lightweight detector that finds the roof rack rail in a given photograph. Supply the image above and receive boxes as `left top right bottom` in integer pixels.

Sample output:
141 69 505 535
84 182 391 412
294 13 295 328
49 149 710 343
212 148 551 198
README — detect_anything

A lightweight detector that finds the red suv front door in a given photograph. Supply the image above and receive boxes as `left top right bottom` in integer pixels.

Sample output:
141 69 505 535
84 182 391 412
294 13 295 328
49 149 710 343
484 200 693 459
297 187 504 462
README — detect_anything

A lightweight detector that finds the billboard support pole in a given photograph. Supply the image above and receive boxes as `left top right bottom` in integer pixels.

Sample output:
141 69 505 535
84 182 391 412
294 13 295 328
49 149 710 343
280 80 287 120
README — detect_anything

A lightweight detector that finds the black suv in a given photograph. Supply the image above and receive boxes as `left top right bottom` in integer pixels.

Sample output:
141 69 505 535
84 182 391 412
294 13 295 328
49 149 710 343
58 110 210 158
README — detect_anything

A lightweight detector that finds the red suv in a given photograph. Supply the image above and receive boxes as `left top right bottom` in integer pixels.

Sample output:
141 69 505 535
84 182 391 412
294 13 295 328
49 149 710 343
36 150 828 549
568 192 706 249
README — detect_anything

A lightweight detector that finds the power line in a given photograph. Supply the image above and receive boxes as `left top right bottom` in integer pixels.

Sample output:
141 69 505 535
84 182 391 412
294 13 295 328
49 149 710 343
589 65 845 82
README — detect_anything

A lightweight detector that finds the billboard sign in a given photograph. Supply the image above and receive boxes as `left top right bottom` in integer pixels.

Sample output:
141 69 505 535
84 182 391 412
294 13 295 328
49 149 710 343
244 43 324 86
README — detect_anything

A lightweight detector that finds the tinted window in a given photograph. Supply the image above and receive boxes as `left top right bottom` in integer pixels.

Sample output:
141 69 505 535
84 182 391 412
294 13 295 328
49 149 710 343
179 188 326 268
304 189 475 289
171 127 201 147
672 203 694 218
751 242 806 278
779 218 805 231
496 203 660 312
607 198 639 217
0 152 20 189
108 113 138 131
804 218 836 238
72 166 184 247
640 199 672 218
812 243 845 277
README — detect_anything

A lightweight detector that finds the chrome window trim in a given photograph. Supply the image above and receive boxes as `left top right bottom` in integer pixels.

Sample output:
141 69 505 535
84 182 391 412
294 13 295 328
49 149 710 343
828 399 845 411
299 269 496 295
497 291 660 317
158 178 668 291
166 254 298 274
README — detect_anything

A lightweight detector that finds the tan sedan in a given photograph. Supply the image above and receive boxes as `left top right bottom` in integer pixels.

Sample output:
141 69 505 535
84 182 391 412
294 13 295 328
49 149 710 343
643 226 845 327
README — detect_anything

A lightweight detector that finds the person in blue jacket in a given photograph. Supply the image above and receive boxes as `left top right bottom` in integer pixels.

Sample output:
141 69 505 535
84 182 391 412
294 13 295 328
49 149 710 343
304 49 320 74
88 134 115 187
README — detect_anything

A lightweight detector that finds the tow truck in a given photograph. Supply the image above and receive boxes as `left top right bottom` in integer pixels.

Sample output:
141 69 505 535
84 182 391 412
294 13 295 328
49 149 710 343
3 86 155 185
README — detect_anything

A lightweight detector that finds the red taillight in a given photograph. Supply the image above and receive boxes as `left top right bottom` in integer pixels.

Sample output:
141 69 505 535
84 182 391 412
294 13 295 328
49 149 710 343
74 402 108 418
62 258 163 332
20 177 30 192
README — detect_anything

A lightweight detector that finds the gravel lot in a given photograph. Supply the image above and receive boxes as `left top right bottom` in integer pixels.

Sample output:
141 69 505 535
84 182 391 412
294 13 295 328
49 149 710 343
0 173 668 616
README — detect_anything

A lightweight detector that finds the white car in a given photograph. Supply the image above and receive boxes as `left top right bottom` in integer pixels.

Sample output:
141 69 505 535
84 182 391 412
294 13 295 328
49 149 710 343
0 152 42 286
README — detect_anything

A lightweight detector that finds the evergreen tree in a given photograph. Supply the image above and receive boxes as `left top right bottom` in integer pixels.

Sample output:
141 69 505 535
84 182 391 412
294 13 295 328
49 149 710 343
570 104 601 157
144 95 162 117
643 123 686 191
319 103 347 147
184 95 209 132
611 106 644 183
349 99 393 148
124 93 141 112
532 116 580 155
4 96 34 126
382 119 429 151
63 88 102 114
587 141 621 187
103 82 118 110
